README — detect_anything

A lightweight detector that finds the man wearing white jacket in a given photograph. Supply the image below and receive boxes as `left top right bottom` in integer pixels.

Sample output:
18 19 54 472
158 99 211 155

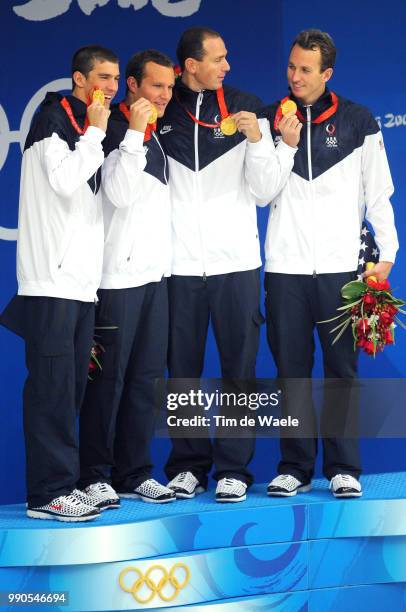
0 45 118 521
78 50 177 505
160 27 301 503
261 30 399 499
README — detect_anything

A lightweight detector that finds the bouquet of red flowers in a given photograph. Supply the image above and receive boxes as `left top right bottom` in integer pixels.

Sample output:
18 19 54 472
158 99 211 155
322 267 406 357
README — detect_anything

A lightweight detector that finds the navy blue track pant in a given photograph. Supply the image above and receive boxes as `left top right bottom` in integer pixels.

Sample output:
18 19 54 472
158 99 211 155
1 296 95 507
165 269 264 488
79 279 168 491
264 271 361 483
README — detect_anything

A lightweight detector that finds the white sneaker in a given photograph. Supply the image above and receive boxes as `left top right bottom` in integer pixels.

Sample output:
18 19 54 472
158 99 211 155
120 479 176 503
215 478 247 503
71 488 96 508
267 475 312 497
75 483 120 510
167 472 205 499
330 474 362 498
27 493 100 522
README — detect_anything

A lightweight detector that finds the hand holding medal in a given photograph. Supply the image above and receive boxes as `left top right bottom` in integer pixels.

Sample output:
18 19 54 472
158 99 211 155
277 99 302 148
119 97 157 142
232 111 262 142
92 88 105 106
148 104 158 125
176 87 243 138
281 99 297 116
60 88 110 135
126 97 156 134
87 88 110 133
220 116 237 136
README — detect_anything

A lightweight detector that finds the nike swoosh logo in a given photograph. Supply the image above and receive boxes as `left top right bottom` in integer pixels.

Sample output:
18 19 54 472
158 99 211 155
160 127 173 134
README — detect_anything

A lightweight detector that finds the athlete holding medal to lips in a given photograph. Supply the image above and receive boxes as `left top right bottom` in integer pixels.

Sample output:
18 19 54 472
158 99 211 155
159 27 301 503
0 45 119 522
78 50 178 506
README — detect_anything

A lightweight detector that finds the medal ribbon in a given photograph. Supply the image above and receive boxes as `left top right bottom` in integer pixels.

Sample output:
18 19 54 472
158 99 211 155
274 91 338 131
60 97 89 135
119 101 156 142
176 87 232 128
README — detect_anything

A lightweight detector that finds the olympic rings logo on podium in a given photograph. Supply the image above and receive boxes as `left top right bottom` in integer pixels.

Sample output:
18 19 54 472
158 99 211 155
119 563 190 604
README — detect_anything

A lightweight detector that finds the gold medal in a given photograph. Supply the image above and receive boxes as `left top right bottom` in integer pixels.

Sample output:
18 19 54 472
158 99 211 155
148 104 158 124
92 89 105 106
220 116 237 136
281 100 297 116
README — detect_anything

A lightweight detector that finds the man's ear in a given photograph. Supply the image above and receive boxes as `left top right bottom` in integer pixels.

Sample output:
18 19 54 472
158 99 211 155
72 70 86 89
323 67 333 83
184 57 198 75
127 75 139 94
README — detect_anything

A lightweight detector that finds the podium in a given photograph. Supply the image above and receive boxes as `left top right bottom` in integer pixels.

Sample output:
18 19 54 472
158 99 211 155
1 472 406 610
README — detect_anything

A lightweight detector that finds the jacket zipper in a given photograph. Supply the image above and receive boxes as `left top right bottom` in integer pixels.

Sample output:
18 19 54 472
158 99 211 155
153 131 168 184
194 91 207 279
93 170 98 195
306 106 317 277
153 132 169 274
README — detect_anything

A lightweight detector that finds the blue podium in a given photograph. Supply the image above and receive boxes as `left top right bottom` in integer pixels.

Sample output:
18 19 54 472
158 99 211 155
1 472 406 610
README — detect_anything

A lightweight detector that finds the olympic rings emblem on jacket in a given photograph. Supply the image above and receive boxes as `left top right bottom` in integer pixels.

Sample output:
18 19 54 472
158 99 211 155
119 563 190 603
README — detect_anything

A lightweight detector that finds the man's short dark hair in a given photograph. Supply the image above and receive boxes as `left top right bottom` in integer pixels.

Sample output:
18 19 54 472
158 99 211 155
176 26 221 71
71 45 119 89
292 29 336 71
125 49 173 91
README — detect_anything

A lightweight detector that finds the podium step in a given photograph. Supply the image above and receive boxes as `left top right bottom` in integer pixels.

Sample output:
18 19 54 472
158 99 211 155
1 473 406 611
1 472 406 567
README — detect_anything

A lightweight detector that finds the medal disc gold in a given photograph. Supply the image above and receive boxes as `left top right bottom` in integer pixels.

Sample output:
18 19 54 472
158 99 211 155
148 105 158 124
220 116 237 136
281 100 297 115
92 89 105 105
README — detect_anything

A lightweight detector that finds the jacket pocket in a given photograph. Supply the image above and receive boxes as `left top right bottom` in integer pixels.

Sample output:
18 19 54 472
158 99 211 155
54 222 77 272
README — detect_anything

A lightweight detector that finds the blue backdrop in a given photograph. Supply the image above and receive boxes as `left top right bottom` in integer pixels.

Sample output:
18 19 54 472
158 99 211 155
1 0 405 504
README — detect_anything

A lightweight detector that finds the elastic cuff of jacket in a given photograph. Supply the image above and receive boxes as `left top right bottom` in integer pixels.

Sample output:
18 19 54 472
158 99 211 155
83 125 106 142
276 139 298 154
247 135 273 154
123 128 145 150
379 253 397 264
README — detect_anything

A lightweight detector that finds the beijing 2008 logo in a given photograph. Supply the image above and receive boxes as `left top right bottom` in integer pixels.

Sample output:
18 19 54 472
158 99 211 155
12 0 202 21
119 563 190 604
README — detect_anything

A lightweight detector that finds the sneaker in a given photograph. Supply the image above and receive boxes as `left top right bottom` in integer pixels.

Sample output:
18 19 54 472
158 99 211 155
75 483 120 510
215 478 247 503
27 493 100 522
167 472 205 499
71 488 96 507
120 479 176 504
267 475 312 497
330 474 362 498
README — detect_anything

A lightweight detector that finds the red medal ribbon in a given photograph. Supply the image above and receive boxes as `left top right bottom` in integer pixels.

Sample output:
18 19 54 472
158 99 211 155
274 91 338 131
119 101 156 142
60 97 89 135
176 87 232 128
